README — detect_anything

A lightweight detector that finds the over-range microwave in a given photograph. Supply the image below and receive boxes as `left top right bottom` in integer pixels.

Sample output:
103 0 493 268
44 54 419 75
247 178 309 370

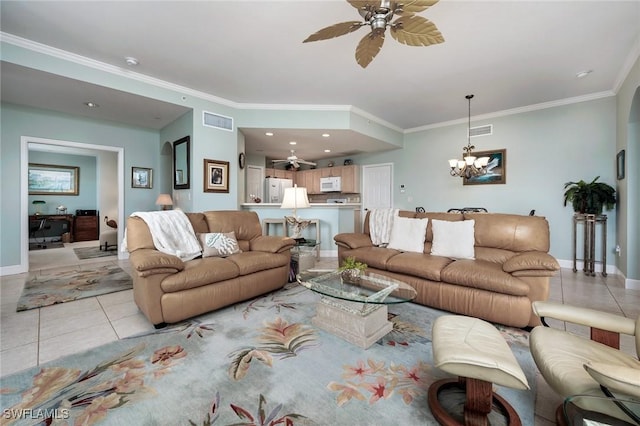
320 176 341 192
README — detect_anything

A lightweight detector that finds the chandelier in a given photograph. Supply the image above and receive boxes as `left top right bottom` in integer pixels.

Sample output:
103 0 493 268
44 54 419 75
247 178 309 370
449 94 490 178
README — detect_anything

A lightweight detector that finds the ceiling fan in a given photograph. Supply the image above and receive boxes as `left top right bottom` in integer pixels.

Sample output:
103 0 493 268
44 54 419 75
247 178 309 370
272 150 317 169
303 0 444 68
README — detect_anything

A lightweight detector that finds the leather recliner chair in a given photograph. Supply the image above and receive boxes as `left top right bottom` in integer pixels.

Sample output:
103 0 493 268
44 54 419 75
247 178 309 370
530 301 640 425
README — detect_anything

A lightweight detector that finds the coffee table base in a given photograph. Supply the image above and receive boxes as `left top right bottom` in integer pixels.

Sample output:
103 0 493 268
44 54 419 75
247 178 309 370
312 297 392 349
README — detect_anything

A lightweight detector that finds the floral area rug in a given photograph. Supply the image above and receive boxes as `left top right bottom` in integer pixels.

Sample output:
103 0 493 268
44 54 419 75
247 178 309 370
1 283 536 425
16 264 132 311
73 247 117 260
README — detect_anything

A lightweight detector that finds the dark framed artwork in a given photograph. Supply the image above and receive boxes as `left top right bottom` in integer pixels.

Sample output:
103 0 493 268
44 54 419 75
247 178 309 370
131 167 153 189
28 163 79 195
204 159 230 193
617 149 625 180
463 149 506 185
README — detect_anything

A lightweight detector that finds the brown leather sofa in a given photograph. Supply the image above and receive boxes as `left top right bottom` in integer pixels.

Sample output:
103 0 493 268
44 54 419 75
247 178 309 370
334 211 560 328
126 210 295 327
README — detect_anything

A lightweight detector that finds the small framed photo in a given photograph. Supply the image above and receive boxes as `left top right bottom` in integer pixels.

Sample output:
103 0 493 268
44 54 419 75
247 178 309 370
131 167 153 189
204 159 229 193
463 149 507 185
617 149 625 180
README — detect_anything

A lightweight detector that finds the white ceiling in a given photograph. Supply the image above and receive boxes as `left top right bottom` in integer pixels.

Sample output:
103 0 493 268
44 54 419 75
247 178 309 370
1 1 639 161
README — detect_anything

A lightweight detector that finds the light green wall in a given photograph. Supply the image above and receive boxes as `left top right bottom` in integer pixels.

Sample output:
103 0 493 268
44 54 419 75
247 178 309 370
0 102 160 267
28 151 97 215
339 97 618 264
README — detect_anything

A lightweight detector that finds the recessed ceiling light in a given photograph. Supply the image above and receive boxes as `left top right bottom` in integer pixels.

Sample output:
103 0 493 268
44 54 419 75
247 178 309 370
84 102 99 108
576 70 593 79
324 149 331 153
322 133 330 138
265 132 274 136
289 141 297 145
125 56 139 66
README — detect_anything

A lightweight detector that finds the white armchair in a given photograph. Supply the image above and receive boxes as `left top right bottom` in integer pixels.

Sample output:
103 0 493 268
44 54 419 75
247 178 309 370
530 301 640 425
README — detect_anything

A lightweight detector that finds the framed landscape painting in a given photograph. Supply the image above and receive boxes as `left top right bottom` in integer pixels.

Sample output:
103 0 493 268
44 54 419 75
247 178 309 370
463 149 507 185
28 163 79 195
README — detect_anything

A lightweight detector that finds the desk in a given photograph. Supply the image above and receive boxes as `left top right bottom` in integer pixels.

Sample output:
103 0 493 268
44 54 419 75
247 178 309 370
29 214 74 241
572 213 607 277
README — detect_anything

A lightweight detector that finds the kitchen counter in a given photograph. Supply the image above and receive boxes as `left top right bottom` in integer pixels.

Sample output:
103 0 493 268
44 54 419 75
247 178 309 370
241 203 362 256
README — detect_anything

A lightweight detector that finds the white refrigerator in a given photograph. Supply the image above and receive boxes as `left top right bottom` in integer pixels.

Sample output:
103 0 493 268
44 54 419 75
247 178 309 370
265 178 293 203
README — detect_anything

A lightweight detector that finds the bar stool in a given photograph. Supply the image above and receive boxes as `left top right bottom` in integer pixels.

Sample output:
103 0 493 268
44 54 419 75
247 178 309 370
262 218 287 236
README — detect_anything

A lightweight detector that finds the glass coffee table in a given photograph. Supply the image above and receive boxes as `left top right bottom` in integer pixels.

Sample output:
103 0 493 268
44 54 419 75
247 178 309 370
297 270 417 349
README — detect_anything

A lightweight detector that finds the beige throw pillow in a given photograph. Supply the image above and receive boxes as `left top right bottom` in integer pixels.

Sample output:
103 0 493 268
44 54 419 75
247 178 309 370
430 219 475 259
387 217 428 253
198 232 242 258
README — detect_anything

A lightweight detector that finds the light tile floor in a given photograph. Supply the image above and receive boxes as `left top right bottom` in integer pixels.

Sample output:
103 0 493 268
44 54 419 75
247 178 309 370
1 244 639 425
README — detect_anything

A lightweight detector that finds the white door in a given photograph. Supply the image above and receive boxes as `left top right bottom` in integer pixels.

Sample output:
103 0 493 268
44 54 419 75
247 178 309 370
362 163 393 212
246 165 264 202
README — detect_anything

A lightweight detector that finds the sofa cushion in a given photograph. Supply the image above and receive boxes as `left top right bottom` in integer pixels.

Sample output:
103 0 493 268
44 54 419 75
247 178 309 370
387 252 454 282
415 212 464 242
226 251 290 275
431 219 475 259
387 217 428 253
341 247 400 270
441 259 530 296
186 213 209 234
464 213 550 252
198 232 242 257
203 210 262 252
474 247 516 264
161 257 239 292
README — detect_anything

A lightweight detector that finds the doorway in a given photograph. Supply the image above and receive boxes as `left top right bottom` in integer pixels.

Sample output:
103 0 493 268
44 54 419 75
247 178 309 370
20 136 125 273
362 163 394 212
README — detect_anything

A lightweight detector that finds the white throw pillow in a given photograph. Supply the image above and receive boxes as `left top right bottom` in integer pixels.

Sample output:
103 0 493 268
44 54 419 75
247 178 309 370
430 219 475 259
198 232 242 258
387 217 428 253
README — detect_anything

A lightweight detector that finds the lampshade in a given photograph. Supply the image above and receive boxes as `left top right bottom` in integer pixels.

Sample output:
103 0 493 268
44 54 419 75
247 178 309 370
280 186 310 211
155 193 173 210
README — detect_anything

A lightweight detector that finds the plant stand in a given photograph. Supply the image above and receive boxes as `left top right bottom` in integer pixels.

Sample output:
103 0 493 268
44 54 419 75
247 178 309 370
572 213 607 277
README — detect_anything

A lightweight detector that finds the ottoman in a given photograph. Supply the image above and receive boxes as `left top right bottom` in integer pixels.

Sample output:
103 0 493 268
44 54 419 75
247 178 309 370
428 315 530 426
100 230 117 251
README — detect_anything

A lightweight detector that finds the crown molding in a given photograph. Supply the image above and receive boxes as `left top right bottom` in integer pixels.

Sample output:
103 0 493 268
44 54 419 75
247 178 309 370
405 91 616 134
1 32 400 132
612 36 640 93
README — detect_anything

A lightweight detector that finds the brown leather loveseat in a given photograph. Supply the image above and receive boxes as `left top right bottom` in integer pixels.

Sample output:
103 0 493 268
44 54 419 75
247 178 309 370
334 211 560 328
126 210 295 327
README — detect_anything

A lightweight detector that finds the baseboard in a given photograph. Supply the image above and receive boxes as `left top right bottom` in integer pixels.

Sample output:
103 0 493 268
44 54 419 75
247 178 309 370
319 249 338 258
556 258 620 276
0 264 26 277
625 277 640 290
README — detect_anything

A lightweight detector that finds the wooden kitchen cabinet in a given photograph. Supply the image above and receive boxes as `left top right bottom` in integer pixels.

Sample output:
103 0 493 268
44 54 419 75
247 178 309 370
340 165 360 193
264 168 294 180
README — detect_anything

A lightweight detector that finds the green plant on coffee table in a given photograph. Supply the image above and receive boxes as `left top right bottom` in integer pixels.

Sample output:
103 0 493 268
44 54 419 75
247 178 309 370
338 256 367 282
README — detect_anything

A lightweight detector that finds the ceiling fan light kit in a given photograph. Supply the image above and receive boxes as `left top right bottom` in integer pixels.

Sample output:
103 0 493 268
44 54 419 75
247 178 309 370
303 0 444 68
449 94 491 179
272 150 317 169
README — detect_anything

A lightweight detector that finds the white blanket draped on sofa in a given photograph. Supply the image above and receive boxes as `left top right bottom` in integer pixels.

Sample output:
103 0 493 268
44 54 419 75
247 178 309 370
130 210 202 261
369 208 398 246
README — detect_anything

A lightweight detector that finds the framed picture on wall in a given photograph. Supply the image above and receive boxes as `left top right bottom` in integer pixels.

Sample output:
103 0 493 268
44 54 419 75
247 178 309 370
28 163 79 195
131 167 153 189
203 159 229 193
463 149 507 185
617 149 625 180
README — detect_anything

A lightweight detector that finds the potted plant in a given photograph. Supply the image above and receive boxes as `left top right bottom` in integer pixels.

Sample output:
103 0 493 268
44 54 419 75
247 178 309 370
338 256 367 282
563 176 616 215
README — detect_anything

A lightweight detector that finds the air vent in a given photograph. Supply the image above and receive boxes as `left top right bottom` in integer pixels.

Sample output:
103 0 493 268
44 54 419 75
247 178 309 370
203 111 233 131
469 124 492 138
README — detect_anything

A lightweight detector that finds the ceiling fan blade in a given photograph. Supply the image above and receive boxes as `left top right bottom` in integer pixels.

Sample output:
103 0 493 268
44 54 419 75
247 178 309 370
272 159 288 164
291 161 300 169
390 15 444 46
347 0 379 19
356 31 385 68
396 0 439 16
303 21 363 43
297 160 317 166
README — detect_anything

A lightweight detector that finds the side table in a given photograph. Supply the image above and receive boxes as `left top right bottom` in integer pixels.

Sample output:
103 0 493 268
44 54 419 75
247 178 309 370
289 239 320 282
572 213 607 277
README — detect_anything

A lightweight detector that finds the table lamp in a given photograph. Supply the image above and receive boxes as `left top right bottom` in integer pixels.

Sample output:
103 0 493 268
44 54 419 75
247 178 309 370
281 185 310 240
155 193 173 210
